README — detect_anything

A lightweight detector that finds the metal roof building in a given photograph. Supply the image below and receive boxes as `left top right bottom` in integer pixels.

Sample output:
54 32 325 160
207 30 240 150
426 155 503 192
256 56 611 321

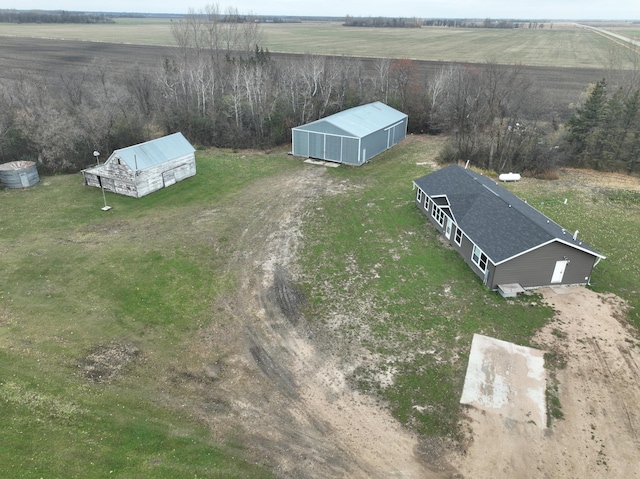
82 133 196 198
413 165 605 293
291 102 408 166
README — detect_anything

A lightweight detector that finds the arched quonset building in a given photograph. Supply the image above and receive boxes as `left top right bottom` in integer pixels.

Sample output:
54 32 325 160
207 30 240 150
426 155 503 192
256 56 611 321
291 102 408 166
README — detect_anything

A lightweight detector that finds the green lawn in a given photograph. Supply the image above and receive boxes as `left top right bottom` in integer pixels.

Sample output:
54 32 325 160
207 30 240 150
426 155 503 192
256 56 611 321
298 136 640 438
0 149 293 478
1 136 638 473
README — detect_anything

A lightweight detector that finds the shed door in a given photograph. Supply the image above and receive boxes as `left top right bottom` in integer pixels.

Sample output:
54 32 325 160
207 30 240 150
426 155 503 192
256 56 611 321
551 260 569 283
163 170 176 187
445 217 453 239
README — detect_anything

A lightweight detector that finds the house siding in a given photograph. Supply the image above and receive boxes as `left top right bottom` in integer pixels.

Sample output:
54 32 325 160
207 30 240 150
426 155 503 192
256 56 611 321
491 242 597 289
415 187 596 290
414 167 603 291
416 191 492 285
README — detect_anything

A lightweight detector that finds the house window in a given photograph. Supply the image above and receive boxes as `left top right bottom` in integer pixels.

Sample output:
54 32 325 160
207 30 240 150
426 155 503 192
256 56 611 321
454 227 463 246
417 189 422 203
424 196 430 211
472 244 488 271
432 206 445 227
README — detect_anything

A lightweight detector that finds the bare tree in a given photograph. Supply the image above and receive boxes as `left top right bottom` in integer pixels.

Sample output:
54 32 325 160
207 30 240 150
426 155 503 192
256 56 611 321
372 57 391 103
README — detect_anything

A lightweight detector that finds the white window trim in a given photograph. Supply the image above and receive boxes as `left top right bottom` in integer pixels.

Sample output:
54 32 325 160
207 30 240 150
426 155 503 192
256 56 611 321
472 244 488 272
454 227 463 247
432 205 445 227
417 189 422 203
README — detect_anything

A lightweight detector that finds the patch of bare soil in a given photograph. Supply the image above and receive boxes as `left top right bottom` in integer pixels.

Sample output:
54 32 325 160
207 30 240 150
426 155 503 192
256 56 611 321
175 165 455 478
452 286 640 478
80 342 141 383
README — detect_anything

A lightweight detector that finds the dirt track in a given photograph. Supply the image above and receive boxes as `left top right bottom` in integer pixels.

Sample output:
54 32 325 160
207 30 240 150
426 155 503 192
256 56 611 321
179 164 456 478
168 160 640 478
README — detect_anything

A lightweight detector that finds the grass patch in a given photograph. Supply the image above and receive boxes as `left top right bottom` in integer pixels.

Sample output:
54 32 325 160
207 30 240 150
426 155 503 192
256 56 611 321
300 136 640 440
2 134 639 471
299 137 554 439
0 147 294 478
504 179 640 330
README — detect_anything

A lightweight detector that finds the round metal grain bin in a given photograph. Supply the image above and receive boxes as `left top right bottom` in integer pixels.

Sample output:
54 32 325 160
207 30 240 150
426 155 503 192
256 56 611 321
0 161 40 189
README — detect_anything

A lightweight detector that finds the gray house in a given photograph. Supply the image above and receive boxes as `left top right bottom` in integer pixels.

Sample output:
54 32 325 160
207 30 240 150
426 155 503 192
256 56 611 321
82 133 196 198
413 165 605 293
291 102 408 165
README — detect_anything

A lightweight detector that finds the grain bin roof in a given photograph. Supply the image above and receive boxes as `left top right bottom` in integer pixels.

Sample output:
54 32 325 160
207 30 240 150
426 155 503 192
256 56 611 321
113 132 195 171
295 102 407 138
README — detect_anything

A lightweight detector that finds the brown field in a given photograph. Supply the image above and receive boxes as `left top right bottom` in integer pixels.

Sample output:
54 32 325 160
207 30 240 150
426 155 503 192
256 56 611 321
0 20 635 69
0 35 609 120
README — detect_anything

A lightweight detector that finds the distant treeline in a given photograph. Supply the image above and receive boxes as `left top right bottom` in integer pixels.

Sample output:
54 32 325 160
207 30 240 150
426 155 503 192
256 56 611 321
1 11 638 177
344 16 549 29
0 9 114 24
343 16 422 28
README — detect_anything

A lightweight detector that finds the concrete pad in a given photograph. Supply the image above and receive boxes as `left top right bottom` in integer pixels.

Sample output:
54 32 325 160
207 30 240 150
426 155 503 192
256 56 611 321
460 334 547 428
303 159 340 168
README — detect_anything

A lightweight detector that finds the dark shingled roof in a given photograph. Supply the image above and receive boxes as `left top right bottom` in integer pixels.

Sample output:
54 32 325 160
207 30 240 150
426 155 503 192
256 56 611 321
414 164 604 264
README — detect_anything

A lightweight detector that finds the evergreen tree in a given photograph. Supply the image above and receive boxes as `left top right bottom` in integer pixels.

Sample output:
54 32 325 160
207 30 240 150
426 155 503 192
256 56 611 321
565 79 608 167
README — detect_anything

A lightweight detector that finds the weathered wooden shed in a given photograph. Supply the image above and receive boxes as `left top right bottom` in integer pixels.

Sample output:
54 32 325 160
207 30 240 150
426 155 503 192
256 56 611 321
82 133 196 198
413 165 605 293
291 102 408 166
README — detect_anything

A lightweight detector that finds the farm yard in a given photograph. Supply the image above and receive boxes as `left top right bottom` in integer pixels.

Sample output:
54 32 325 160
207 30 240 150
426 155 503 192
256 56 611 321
1 19 640 478
1 135 640 477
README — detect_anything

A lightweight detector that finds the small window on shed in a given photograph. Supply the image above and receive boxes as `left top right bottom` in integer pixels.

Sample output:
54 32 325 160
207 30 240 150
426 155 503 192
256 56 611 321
417 189 422 203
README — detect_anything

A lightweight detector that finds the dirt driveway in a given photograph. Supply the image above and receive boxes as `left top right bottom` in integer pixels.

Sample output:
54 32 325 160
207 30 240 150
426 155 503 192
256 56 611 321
453 286 640 478
176 161 640 478
179 164 452 478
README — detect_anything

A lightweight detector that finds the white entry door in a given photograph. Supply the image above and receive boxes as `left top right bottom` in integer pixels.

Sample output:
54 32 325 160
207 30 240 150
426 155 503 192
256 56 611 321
445 217 453 239
551 260 569 283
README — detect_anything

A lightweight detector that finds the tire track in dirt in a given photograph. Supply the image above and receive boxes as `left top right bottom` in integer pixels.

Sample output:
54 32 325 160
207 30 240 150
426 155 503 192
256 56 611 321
194 164 454 478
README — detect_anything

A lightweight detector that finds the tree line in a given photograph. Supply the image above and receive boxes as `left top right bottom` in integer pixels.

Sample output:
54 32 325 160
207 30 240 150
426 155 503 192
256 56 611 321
563 79 640 173
0 9 114 24
0 5 638 176
343 16 422 28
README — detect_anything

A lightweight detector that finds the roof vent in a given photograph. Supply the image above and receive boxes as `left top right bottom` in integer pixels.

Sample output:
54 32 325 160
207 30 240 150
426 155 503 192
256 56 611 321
573 230 579 240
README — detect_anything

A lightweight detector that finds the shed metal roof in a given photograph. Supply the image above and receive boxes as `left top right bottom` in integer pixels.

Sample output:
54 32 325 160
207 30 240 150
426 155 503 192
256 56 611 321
111 132 195 171
414 165 604 264
294 102 407 138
